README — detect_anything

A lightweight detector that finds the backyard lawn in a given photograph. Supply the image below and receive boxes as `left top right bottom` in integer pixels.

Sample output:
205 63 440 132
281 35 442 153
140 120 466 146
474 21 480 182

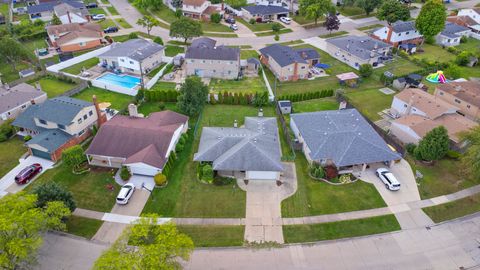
165 45 184 57
177 225 245 247
240 50 259 60
455 38 480 53
0 60 32 83
60 58 100 75
209 77 266 94
31 77 78 97
281 154 387 217
73 87 134 110
344 88 394 121
291 97 339 114
423 193 480 223
66 216 103 239
283 215 400 243
138 102 178 116
0 138 26 178
412 44 456 63
373 57 421 79
149 81 177 91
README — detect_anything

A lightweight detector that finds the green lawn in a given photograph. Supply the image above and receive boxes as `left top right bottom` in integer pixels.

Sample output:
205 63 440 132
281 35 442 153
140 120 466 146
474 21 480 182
0 138 26 178
209 77 266 94
0 60 31 83
237 19 284 32
356 24 384 31
204 32 237 38
284 215 401 243
31 77 78 97
240 50 259 60
373 57 421 79
412 44 456 63
24 38 48 54
291 97 338 113
344 88 394 121
149 81 177 91
138 102 178 116
66 216 103 239
255 28 292 37
177 225 245 247
455 38 480 53
60 58 100 75
115 18 132 28
338 6 366 16
165 45 184 57
26 164 119 212
106 6 119 15
423 193 480 223
143 105 276 217
281 154 387 217
73 87 134 110
98 19 116 29
202 22 233 32
319 31 348 38
292 14 316 25
88 7 105 15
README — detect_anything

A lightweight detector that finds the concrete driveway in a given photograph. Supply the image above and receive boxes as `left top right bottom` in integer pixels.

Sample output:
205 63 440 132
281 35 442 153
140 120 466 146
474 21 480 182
0 156 54 197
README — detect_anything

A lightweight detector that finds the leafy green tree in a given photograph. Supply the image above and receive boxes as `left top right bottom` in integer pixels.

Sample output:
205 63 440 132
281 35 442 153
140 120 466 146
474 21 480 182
225 0 247 9
299 0 335 25
415 0 446 43
271 22 281 33
0 193 71 270
455 50 472 66
0 37 32 71
376 0 410 24
136 15 160 36
359 63 373 77
324 13 340 34
460 126 480 180
355 0 382 16
93 215 193 270
32 182 76 211
169 18 203 44
445 64 461 79
177 76 209 116
253 91 269 107
210 13 221 23
51 13 62 25
133 0 163 10
128 32 139 39
62 145 86 172
414 126 450 162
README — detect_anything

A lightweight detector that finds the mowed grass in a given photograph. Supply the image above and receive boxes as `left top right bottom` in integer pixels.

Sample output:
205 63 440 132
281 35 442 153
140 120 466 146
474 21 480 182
138 102 178 116
0 138 26 178
31 77 77 97
115 18 132 29
66 216 103 239
209 77 266 94
455 38 480 53
237 18 284 32
60 58 100 75
281 154 386 217
177 225 245 247
165 45 184 57
373 57 421 79
284 215 401 243
291 97 339 113
412 44 456 63
73 87 134 110
344 88 394 121
423 193 480 223
106 6 119 15
240 50 259 60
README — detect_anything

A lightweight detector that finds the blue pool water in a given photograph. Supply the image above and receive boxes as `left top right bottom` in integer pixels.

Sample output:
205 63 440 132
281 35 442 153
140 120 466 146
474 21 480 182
95 73 141 89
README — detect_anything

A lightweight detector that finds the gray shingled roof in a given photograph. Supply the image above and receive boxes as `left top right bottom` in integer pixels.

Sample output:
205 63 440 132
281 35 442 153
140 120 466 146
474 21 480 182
26 129 72 153
440 22 470 38
99 39 164 62
11 104 44 132
291 109 400 167
392 20 416 33
27 0 84 14
194 117 283 172
0 83 46 114
242 5 289 16
326 35 392 60
260 44 319 67
185 38 240 61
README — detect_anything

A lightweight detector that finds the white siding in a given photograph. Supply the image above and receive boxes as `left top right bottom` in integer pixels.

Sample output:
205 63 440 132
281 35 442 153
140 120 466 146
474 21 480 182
246 171 279 180
127 162 161 176
391 97 427 117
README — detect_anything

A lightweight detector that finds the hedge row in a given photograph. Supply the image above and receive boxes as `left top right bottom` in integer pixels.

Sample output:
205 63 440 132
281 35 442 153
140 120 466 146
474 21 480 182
277 89 334 102
209 91 270 107
144 90 179 102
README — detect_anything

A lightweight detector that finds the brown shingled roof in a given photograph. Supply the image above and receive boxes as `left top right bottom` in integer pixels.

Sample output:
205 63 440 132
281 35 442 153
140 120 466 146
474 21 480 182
395 88 459 119
183 0 206 6
47 23 102 46
436 81 480 108
447 16 478 27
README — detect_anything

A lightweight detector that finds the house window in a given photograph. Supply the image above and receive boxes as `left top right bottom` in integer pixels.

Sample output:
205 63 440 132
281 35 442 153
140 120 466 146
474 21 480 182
79 42 86 47
83 114 87 120
39 119 47 125
448 39 451 42
89 111 93 116
398 33 402 36
21 104 26 109
406 31 410 35
78 129 85 136
78 118 83 124
58 124 66 130
404 104 408 108
120 59 125 62
455 99 461 104
129 61 134 64
202 60 206 63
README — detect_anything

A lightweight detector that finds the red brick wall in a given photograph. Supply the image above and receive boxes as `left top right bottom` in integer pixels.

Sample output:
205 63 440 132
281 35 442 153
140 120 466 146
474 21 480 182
50 129 92 161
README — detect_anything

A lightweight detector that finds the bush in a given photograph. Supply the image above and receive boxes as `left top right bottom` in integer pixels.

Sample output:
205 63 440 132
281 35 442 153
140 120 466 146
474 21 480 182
213 176 233 186
120 166 131 181
210 13 221 23
445 64 461 79
405 143 417 155
153 36 163 45
202 164 214 183
274 34 280 41
456 51 472 66
32 182 76 211
446 150 461 159
359 64 373 78
339 174 352 183
460 35 467 43
175 142 184 153
159 102 166 111
23 135 32 142
249 18 256 24
0 120 14 142
128 32 138 39
154 173 167 186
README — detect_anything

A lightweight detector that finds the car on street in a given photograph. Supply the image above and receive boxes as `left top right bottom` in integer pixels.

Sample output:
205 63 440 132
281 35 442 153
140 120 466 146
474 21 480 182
375 168 401 191
92 14 106 20
280 17 291 24
85 2 98 8
116 183 135 205
15 163 42 185
103 26 118 33
225 17 235 24
230 24 238 30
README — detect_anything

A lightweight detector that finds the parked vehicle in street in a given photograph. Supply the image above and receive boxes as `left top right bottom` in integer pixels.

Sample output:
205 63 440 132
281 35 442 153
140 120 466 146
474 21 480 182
280 17 291 24
15 163 42 185
85 2 98 8
103 26 118 33
376 168 401 191
116 183 135 205
92 14 106 20
230 24 238 30
225 17 235 24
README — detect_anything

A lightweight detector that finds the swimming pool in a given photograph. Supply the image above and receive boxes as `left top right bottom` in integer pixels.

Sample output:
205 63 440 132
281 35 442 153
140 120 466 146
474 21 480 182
95 73 141 89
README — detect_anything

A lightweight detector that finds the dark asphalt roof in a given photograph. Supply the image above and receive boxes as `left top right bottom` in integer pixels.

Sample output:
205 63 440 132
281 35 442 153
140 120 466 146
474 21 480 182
242 5 289 16
440 22 470 38
392 20 417 33
99 39 164 62
27 0 84 14
26 129 72 153
260 44 319 67
185 37 240 61
326 35 392 60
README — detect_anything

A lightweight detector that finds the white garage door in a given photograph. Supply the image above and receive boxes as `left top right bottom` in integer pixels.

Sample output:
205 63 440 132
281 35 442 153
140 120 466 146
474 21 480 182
246 171 279 180
127 163 160 176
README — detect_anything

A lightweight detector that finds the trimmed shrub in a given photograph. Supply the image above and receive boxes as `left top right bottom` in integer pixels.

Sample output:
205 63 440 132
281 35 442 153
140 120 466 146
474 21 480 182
446 150 461 159
405 143 417 155
202 164 214 183
120 166 131 181
175 142 185 153
128 32 138 39
153 36 163 45
23 135 32 142
32 182 76 211
249 18 256 24
359 64 373 78
210 13 221 23
274 34 280 41
213 176 233 186
154 173 167 186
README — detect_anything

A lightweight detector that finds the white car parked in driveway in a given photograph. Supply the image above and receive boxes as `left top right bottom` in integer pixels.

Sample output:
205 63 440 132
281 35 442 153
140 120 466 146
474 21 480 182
92 14 106 20
280 17 291 24
116 183 135 205
375 168 401 191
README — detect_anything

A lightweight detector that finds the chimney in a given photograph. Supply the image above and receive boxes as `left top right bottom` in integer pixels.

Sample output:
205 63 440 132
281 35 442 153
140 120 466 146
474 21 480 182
258 108 263 117
386 24 394 44
92 95 106 127
128 103 139 117
67 10 72 23
233 119 238 128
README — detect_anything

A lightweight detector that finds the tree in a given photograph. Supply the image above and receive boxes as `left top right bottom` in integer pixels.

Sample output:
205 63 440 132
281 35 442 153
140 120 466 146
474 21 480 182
414 126 450 162
0 37 32 72
355 0 382 16
460 126 480 179
51 13 62 25
324 13 340 34
271 22 282 33
359 63 373 77
32 182 76 211
0 192 71 270
299 0 335 25
210 13 221 23
93 215 193 270
415 0 446 43
62 145 86 172
376 0 410 24
225 0 247 9
133 0 163 10
177 76 209 116
136 15 160 36
169 18 203 44
445 64 461 79
455 50 472 66
171 0 183 8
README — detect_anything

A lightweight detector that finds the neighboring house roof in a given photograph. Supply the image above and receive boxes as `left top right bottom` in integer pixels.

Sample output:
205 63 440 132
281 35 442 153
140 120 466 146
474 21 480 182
27 0 84 14
436 81 480 108
440 22 470 38
395 88 458 119
0 83 46 114
242 5 289 16
391 20 417 33
19 69 35 76
393 113 477 143
183 0 206 6
447 15 479 28
26 129 72 153
290 109 400 167
53 2 89 17
194 117 283 172
185 37 240 61
47 23 102 46
86 111 188 169
326 35 392 60
98 39 164 62
247 57 260 65
260 44 319 67
278 100 291 108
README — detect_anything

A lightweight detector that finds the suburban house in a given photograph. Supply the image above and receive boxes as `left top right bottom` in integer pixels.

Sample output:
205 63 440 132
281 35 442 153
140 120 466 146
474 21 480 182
86 108 188 176
434 81 480 120
259 44 319 81
46 23 103 52
436 22 471 47
371 21 424 49
98 39 165 75
325 35 392 69
241 5 289 22
185 37 241 79
457 8 480 24
290 109 401 171
194 113 284 180
0 83 47 125
447 15 480 37
250 0 287 7
27 0 88 22
181 0 218 20
12 96 105 161
389 88 477 146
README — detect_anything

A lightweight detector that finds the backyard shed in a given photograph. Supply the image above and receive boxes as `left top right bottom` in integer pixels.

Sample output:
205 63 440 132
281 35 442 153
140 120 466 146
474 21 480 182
278 100 292 114
336 72 359 88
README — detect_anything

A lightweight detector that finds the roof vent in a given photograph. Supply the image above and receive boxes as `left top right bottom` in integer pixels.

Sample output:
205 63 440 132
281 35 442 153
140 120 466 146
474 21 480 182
234 120 238 128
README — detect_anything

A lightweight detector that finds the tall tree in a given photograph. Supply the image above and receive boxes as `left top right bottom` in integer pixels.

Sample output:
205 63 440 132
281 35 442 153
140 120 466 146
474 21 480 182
376 0 410 24
32 182 77 211
415 0 446 43
62 145 86 172
324 13 340 34
460 126 480 180
51 13 62 25
355 0 382 16
0 37 32 71
414 126 450 162
169 18 203 44
225 0 247 9
299 0 335 25
93 215 194 270
0 193 71 269
136 15 160 36
177 76 209 116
